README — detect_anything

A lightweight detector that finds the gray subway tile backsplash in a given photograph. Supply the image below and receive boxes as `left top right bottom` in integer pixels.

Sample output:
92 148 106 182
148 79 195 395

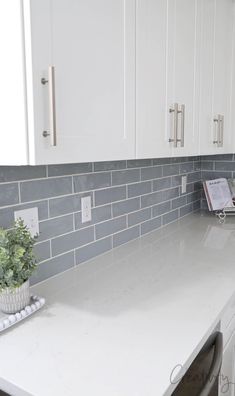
4 153 230 285
20 177 72 202
95 216 126 240
0 183 19 207
51 227 94 256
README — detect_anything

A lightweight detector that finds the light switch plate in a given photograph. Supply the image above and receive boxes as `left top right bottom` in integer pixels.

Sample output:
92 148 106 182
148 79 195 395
181 175 187 194
81 196 92 223
14 207 39 237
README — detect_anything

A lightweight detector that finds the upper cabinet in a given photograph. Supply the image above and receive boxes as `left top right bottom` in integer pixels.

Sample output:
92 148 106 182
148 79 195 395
136 0 171 159
136 0 200 159
167 0 200 157
1 0 235 165
1 0 136 165
199 0 234 155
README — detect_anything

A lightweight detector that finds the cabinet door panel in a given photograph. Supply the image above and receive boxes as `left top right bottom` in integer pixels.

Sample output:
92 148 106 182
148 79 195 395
136 0 171 159
167 0 200 156
213 0 233 153
29 0 135 164
200 0 234 155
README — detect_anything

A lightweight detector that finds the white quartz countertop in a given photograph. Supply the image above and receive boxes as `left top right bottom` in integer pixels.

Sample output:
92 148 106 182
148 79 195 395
1 212 235 396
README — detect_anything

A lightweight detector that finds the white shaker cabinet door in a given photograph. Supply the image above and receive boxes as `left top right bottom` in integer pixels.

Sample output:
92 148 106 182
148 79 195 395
200 0 234 155
167 0 200 157
27 0 136 164
136 0 171 159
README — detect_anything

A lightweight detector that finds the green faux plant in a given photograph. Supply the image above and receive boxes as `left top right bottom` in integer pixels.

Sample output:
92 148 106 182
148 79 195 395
0 219 38 290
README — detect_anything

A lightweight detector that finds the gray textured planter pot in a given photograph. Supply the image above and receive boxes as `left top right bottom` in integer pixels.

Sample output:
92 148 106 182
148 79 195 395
0 280 30 314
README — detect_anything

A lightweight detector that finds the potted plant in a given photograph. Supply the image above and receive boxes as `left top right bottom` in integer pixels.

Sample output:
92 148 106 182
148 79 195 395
0 219 38 314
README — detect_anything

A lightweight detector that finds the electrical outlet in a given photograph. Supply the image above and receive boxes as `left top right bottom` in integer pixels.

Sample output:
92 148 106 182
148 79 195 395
181 175 187 194
81 196 92 223
14 207 39 237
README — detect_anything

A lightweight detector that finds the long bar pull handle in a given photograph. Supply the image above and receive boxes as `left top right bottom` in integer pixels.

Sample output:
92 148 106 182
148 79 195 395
169 103 178 147
213 116 219 145
199 332 223 396
218 115 224 147
178 104 185 147
41 66 57 146
48 66 57 146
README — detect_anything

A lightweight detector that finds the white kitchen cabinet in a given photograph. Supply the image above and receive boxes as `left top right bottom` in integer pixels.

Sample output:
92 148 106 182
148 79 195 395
0 0 136 165
136 0 200 159
136 0 171 159
199 0 234 155
167 0 200 157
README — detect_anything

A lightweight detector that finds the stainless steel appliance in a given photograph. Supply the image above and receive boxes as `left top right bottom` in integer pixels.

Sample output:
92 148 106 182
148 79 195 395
172 330 223 396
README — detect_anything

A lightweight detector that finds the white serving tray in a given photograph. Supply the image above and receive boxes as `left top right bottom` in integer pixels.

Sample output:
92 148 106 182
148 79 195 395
0 295 45 333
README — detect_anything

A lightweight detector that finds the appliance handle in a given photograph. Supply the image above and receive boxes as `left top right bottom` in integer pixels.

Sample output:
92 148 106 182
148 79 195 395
198 331 223 396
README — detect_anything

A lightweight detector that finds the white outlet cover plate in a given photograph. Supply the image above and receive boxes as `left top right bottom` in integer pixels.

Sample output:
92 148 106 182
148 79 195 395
181 175 187 194
81 196 92 223
14 207 39 237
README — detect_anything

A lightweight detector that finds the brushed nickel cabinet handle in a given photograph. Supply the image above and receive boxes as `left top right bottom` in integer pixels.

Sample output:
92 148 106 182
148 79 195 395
178 104 185 148
218 114 224 147
169 103 179 147
41 66 57 146
213 117 219 145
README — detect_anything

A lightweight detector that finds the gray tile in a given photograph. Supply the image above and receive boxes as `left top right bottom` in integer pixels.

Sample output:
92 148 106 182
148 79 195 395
163 210 179 225
141 217 162 235
152 158 172 165
48 163 92 177
112 198 140 217
30 252 75 285
187 191 201 204
113 226 140 248
187 172 201 183
200 154 233 161
179 162 194 174
76 237 112 265
128 181 151 198
171 175 182 187
74 205 112 229
112 169 140 186
0 166 46 183
0 183 19 207
95 216 126 239
194 181 202 191
172 196 187 209
95 186 126 206
74 172 111 193
94 161 126 172
163 164 180 177
200 161 214 171
128 208 151 227
214 161 235 171
141 191 163 208
194 161 201 171
0 201 48 229
152 201 171 217
180 203 193 217
201 171 232 180
20 177 72 202
127 159 152 168
51 227 94 256
141 166 162 181
34 241 51 262
38 215 74 242
193 201 201 211
49 193 91 217
162 187 179 201
153 177 171 191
